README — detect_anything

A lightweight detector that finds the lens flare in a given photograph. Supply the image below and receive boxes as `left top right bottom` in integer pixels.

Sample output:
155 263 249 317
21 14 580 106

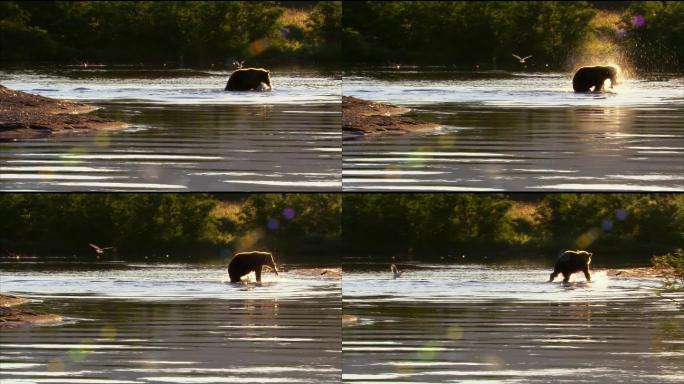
236 228 265 249
632 15 646 29
248 38 270 57
615 208 628 221
266 218 279 231
416 340 440 361
447 325 463 341
576 227 602 248
99 325 117 340
282 207 296 220
69 341 93 362
47 358 64 372
601 219 613 231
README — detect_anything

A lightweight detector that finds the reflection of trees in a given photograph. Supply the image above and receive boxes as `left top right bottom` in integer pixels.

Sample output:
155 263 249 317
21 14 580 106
654 316 684 354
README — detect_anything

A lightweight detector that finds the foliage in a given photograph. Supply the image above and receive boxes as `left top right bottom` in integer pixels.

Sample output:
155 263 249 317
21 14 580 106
342 194 515 256
305 1 342 59
342 1 596 67
652 249 684 289
620 1 684 72
238 194 342 256
343 193 684 262
0 194 224 257
535 194 684 255
0 1 341 65
0 193 342 260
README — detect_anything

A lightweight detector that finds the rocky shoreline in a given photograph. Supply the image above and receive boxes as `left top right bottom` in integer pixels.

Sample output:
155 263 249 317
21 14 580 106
0 85 128 140
0 293 62 328
342 96 439 138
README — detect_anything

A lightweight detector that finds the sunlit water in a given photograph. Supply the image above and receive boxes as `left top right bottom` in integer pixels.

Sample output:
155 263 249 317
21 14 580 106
343 263 684 383
0 262 341 383
343 69 684 191
0 68 341 191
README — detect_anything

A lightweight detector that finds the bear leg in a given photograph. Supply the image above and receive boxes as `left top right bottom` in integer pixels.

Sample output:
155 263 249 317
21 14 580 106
594 80 605 92
562 272 570 284
255 267 262 282
583 269 591 282
229 271 242 283
549 271 559 282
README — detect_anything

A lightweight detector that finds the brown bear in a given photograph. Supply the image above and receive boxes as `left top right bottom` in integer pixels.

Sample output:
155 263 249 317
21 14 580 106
228 251 279 283
549 250 592 283
225 68 272 91
572 66 619 92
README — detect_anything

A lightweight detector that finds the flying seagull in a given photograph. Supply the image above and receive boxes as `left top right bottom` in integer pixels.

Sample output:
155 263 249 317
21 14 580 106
512 54 532 64
233 60 245 69
390 263 403 279
89 243 114 255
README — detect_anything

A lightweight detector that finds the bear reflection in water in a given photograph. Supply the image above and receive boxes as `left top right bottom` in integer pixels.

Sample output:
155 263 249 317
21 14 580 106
549 250 592 284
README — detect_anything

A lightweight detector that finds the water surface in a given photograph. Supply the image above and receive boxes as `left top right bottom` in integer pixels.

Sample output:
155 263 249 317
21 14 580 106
343 68 684 191
0 68 341 191
0 262 341 383
343 263 684 383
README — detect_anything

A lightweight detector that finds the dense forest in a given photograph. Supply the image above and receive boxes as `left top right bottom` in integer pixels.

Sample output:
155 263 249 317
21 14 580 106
0 1 341 66
1 193 682 266
0 193 341 263
2 1 681 71
342 193 684 265
342 1 684 71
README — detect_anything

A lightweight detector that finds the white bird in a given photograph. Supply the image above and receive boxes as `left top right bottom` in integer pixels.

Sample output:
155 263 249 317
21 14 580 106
233 60 245 69
390 263 403 279
89 243 114 255
512 54 532 64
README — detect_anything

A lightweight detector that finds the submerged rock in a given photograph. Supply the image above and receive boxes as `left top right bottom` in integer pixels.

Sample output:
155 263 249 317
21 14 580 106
0 85 128 140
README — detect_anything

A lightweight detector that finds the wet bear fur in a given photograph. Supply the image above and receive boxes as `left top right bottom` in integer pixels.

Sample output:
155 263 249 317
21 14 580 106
228 251 279 283
572 65 619 92
549 250 592 283
225 68 271 91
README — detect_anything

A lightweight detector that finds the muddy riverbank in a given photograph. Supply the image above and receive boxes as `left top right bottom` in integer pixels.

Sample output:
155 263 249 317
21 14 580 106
342 96 439 138
0 85 127 140
0 294 62 327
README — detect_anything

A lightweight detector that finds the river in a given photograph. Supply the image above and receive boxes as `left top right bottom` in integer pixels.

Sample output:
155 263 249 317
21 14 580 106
0 261 341 383
0 67 341 191
343 68 684 191
343 262 684 383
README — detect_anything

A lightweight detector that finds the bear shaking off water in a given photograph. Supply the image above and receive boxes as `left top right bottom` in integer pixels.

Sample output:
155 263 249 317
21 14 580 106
228 251 279 283
225 68 271 91
549 250 592 283
572 66 619 92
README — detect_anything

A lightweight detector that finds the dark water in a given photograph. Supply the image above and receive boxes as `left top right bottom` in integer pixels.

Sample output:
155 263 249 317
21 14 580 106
0 263 341 383
342 264 684 383
0 68 341 191
343 69 684 191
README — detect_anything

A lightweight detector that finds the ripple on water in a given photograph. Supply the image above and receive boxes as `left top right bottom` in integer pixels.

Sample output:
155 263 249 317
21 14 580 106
0 69 341 192
343 265 684 384
342 71 684 191
0 263 341 383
